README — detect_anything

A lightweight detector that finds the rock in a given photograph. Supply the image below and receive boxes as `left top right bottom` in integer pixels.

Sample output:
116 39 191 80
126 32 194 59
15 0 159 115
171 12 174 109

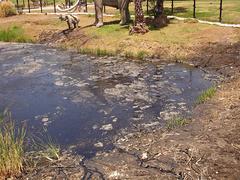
92 124 98 130
112 118 118 122
100 124 113 131
42 117 49 122
54 81 64 86
141 152 148 160
94 142 104 148
108 171 124 178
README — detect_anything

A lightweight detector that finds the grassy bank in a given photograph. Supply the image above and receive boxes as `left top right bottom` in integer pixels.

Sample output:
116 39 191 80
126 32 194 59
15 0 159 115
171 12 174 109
0 14 239 62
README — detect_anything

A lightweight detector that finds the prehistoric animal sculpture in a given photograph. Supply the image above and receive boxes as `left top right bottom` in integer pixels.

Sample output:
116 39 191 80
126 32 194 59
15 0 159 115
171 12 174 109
57 0 130 27
129 0 148 34
59 14 80 29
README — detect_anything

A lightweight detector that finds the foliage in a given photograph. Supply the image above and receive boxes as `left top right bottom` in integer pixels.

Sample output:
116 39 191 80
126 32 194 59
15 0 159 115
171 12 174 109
137 50 148 60
196 86 216 104
0 0 16 17
0 110 26 178
0 26 32 43
166 117 188 130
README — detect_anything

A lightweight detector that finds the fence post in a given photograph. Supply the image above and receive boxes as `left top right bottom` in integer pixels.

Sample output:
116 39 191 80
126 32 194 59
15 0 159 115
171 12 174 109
16 0 19 10
85 0 88 12
219 0 223 22
40 0 43 13
53 0 56 13
27 0 30 13
171 0 174 14
193 0 196 18
146 0 149 15
68 0 70 8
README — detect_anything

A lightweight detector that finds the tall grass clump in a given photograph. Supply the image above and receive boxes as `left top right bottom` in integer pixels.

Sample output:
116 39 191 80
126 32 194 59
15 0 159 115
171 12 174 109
166 116 188 130
137 50 148 60
0 26 32 43
196 86 216 104
0 0 16 17
0 110 26 178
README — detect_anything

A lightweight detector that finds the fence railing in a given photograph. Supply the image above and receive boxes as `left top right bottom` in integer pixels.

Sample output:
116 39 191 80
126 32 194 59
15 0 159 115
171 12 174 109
15 0 88 14
159 0 224 22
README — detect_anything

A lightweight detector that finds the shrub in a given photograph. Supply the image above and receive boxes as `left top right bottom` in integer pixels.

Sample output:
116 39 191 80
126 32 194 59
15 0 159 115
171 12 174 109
0 110 26 178
0 0 17 18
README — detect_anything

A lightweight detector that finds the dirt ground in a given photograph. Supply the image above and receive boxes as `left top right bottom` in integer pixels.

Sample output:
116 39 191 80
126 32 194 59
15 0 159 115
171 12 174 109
0 14 240 179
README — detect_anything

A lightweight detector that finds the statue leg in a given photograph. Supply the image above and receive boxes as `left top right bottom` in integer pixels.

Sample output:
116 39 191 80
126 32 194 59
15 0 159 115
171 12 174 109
94 0 104 27
119 0 130 25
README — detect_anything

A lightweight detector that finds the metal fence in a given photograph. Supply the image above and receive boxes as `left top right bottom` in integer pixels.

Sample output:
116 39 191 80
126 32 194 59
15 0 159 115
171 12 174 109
15 0 88 14
166 0 224 22
15 0 229 23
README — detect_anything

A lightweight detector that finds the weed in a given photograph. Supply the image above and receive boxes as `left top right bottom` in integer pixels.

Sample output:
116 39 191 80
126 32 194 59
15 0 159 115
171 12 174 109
124 51 134 59
78 47 115 57
31 128 60 162
166 117 188 130
137 50 148 60
0 110 26 178
196 86 216 104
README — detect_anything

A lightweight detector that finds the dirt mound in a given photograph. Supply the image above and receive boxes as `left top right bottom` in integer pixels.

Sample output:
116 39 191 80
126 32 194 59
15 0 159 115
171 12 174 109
39 28 92 47
192 42 240 78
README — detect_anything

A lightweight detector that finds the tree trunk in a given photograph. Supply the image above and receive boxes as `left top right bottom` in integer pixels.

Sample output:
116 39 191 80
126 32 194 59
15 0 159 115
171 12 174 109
152 0 168 28
154 0 164 18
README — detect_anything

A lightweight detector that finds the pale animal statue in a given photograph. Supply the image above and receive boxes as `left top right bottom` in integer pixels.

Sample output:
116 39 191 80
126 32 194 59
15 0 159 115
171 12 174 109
59 14 80 29
57 0 130 27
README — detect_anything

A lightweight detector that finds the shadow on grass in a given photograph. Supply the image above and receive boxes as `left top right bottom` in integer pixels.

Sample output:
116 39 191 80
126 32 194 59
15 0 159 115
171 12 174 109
164 7 188 16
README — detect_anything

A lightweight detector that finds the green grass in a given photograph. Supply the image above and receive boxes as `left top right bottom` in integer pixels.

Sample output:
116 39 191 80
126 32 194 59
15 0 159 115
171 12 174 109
163 0 240 23
166 116 189 130
128 0 240 24
0 26 32 43
196 86 217 104
77 47 115 57
0 110 26 178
